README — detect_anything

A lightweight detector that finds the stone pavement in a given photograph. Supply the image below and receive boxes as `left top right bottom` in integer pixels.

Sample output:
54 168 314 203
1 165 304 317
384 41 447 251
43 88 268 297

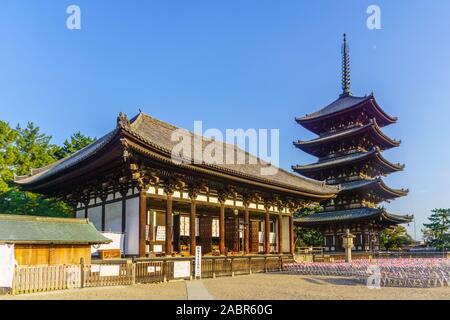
185 280 214 300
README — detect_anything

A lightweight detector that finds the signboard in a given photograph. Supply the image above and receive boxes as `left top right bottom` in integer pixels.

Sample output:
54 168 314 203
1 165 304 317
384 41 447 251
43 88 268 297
155 226 166 241
0 244 15 288
91 232 124 255
153 244 163 253
147 266 155 273
195 246 202 279
173 261 190 278
66 266 81 289
145 225 150 241
99 265 120 277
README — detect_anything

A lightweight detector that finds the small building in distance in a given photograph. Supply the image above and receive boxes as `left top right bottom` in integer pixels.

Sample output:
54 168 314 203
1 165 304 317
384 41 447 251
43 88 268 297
0 214 111 265
293 34 413 252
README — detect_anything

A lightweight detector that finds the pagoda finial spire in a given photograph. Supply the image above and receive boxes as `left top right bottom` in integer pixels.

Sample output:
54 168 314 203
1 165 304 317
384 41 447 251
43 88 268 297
340 33 351 97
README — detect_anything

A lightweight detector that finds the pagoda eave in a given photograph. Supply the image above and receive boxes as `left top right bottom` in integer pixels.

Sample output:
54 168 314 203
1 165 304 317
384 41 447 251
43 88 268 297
293 120 400 157
339 178 409 200
292 148 404 176
296 94 397 135
294 207 413 227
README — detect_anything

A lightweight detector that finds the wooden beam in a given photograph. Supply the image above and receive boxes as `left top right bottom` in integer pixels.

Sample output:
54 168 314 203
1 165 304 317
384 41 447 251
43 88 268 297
190 199 197 256
278 213 283 254
166 193 173 256
244 205 250 255
289 215 294 256
219 202 225 255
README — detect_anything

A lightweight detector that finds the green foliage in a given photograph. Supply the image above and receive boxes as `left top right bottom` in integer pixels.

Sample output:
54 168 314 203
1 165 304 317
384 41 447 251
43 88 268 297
0 120 18 193
380 225 414 251
0 187 73 217
422 208 450 251
54 131 96 160
0 120 96 217
294 204 324 248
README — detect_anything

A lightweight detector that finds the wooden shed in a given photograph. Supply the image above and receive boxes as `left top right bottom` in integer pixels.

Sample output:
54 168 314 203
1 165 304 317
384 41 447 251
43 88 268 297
0 214 111 265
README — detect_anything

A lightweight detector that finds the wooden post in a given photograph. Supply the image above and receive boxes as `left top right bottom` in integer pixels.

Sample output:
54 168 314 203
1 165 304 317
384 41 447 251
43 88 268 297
278 213 283 254
166 193 173 256
80 257 85 289
139 190 147 257
244 205 250 255
219 201 225 255
101 196 106 231
289 215 295 256
264 206 270 254
190 199 197 256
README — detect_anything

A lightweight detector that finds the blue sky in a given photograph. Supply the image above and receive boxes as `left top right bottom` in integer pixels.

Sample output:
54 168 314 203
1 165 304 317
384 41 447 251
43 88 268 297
1 1 449 238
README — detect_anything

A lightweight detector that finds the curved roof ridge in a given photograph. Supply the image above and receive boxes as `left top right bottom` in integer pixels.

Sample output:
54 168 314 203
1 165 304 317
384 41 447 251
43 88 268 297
296 93 397 125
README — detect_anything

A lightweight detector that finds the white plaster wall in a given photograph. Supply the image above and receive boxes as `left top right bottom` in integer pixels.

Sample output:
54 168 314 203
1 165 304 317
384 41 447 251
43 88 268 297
76 210 84 219
88 206 102 231
125 197 139 255
282 216 290 253
105 201 122 232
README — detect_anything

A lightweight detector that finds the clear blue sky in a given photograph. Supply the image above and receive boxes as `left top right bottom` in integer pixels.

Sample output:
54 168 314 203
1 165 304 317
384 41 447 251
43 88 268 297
1 1 449 239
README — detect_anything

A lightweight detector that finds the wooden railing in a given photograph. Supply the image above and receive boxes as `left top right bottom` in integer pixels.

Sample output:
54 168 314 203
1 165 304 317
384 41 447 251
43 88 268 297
10 255 288 295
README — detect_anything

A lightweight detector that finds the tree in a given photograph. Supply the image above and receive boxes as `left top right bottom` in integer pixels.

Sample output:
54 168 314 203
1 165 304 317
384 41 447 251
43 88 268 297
294 204 324 248
54 131 96 160
0 119 96 217
14 122 59 176
422 208 450 251
380 225 414 251
0 121 18 193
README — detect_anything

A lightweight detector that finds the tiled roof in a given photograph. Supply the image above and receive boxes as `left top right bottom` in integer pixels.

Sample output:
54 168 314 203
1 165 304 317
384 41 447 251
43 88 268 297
0 214 111 245
295 207 412 224
294 120 400 149
292 148 404 172
297 95 370 121
16 113 339 196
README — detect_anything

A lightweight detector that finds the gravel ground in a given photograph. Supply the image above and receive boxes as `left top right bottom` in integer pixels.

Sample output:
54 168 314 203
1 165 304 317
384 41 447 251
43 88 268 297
203 273 450 300
0 281 187 300
2 273 449 300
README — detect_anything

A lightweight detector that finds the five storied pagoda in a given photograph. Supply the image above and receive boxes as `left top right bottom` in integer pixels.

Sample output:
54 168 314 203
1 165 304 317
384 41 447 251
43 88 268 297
293 34 413 252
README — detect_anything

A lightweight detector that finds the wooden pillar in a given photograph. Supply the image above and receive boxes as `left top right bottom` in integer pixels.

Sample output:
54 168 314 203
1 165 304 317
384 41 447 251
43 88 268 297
265 206 270 254
139 190 147 257
120 188 128 233
278 213 283 254
101 193 107 231
289 215 294 256
165 192 173 256
83 199 89 219
244 205 250 255
189 199 197 256
173 214 180 253
219 201 225 255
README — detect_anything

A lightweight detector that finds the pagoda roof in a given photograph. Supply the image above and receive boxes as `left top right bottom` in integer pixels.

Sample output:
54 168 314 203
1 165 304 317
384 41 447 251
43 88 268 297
340 178 409 200
296 94 397 134
294 207 413 226
15 112 338 199
294 119 400 156
292 147 405 175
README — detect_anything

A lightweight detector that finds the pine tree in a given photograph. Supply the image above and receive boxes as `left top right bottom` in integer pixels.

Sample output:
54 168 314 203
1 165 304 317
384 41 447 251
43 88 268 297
380 225 414 251
54 131 96 160
422 209 450 251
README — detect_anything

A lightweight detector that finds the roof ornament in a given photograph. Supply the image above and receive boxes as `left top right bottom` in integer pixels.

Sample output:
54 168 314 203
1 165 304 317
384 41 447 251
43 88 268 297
117 112 131 129
340 33 352 97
